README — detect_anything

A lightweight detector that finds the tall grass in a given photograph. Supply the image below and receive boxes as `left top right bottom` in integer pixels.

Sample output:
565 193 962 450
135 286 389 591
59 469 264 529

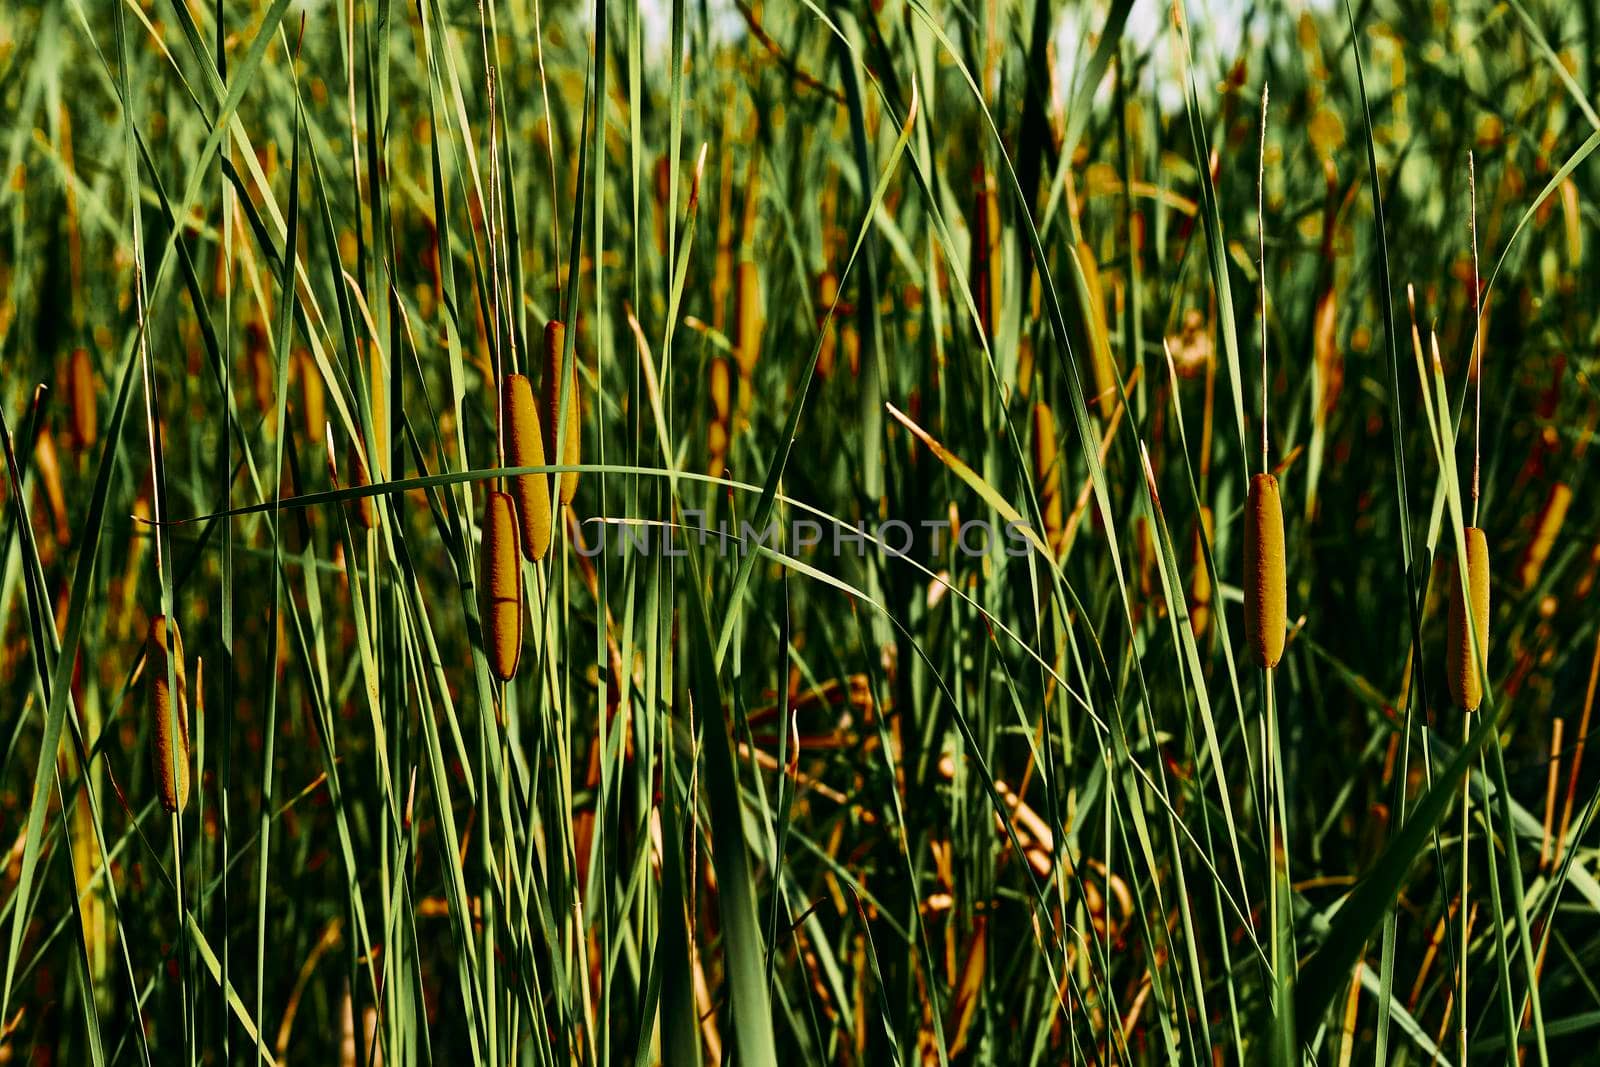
2 0 1600 1062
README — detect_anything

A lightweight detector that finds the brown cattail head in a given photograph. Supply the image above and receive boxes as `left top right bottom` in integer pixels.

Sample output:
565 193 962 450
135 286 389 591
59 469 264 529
1243 473 1287 669
299 350 327 443
1448 526 1491 712
480 490 523 681
1073 241 1118 417
1190 506 1215 640
502 373 552 561
736 260 763 380
1031 402 1063 554
543 320 580 505
67 348 98 451
973 163 1001 339
146 614 190 815
1519 482 1571 590
32 427 69 546
1312 285 1342 424
708 357 731 476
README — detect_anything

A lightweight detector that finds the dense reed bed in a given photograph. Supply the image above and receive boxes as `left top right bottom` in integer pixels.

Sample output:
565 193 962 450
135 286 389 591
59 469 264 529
2 0 1600 1063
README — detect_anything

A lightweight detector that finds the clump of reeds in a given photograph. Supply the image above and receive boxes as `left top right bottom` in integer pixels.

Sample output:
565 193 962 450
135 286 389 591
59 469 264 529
479 490 523 681
146 614 190 814
543 320 580 505
502 373 552 560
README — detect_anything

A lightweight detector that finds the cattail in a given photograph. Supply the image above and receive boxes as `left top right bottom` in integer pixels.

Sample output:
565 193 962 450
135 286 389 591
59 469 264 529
543 320 580 505
1448 527 1491 711
973 163 1001 339
367 339 389 479
33 428 69 546
146 614 190 815
67 348 98 451
1561 177 1582 268
1072 241 1118 417
1243 473 1287 669
1190 506 1215 640
479 490 523 681
1132 514 1161 623
299 350 326 443
708 357 731 476
1519 482 1571 589
735 260 763 382
1031 402 1063 554
339 982 357 1067
502 374 552 561
1312 285 1341 423
653 154 672 258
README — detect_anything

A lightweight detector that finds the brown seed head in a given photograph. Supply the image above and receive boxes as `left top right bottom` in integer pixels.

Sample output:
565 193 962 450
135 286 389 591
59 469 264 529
502 373 552 561
543 320 580 505
1448 526 1491 712
1243 473 1287 668
1519 482 1571 590
736 261 763 379
146 614 190 814
1031 403 1062 554
480 490 523 681
67 349 98 451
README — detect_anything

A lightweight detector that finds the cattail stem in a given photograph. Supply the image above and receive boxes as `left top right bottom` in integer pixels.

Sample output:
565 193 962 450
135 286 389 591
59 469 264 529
1469 151 1482 528
1459 715 1471 1067
1258 81 1270 475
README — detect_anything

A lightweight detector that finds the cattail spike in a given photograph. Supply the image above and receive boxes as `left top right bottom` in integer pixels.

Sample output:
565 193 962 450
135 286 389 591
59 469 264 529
1244 473 1287 668
543 320 581 505
1031 402 1063 554
146 614 190 815
67 348 98 452
1191 507 1215 640
503 373 552 560
736 260 763 381
1448 527 1491 711
480 490 523 681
